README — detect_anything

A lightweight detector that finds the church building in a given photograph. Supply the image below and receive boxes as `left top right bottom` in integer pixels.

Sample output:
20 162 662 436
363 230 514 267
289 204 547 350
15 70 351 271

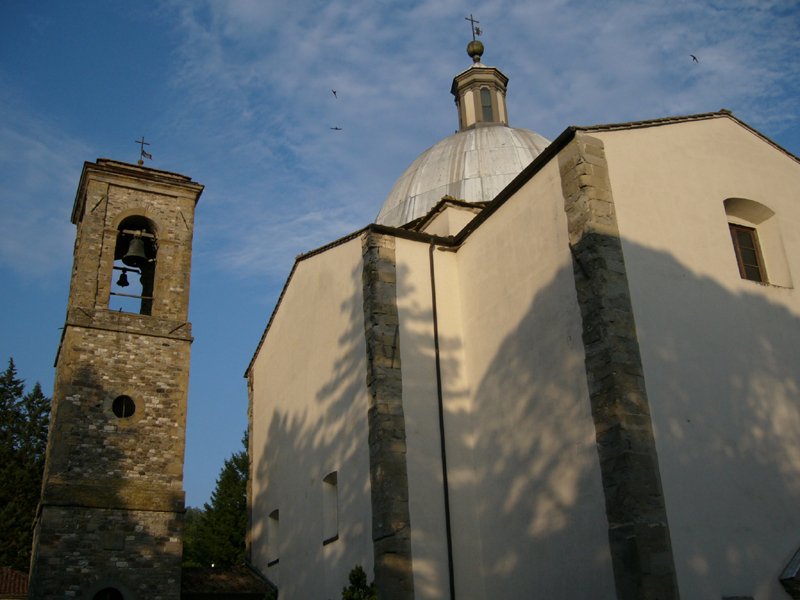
245 40 800 600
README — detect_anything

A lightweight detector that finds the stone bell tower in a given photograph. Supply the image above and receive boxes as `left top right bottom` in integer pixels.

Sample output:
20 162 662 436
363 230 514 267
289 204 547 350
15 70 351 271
28 159 203 600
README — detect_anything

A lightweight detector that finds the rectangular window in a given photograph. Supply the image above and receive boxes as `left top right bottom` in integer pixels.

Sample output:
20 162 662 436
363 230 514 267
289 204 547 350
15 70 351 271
729 223 767 282
322 471 339 545
267 509 280 566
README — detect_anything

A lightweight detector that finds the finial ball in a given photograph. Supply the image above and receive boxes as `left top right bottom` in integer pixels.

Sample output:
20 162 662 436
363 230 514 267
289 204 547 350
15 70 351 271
467 40 484 63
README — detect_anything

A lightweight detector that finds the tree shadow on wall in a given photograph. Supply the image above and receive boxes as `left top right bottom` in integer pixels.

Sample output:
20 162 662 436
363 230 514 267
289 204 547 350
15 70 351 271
440 255 616 599
251 255 375 599
250 235 800 600
446 237 800 599
617 239 800 598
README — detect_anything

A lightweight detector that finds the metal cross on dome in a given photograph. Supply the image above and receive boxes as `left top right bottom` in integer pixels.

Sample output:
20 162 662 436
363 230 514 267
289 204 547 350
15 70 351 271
465 14 482 39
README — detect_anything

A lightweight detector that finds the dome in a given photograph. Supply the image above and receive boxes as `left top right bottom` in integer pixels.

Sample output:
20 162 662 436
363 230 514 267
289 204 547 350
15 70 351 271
376 124 550 227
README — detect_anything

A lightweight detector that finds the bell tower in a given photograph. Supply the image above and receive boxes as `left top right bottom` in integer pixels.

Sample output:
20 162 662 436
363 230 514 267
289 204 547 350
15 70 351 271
29 159 203 599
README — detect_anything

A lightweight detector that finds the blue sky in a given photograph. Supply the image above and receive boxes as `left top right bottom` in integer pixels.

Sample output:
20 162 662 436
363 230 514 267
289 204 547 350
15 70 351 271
1 0 798 507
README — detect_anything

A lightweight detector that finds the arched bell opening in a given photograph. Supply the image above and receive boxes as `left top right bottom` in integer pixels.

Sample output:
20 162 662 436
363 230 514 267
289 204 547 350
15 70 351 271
110 215 158 315
92 588 124 600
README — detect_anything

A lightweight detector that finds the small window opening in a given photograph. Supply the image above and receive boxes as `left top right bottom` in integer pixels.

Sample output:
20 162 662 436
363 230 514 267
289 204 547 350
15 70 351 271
729 224 766 282
322 471 339 545
267 509 280 567
112 395 136 418
480 88 493 122
111 216 157 315
93 589 124 600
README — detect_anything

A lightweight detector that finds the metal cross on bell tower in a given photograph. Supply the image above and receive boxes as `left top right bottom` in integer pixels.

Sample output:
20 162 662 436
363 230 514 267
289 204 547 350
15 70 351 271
135 136 153 166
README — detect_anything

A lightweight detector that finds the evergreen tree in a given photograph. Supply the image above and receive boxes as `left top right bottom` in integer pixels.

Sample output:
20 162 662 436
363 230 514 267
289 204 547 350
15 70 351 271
182 506 208 567
183 432 248 567
341 565 377 600
0 358 50 571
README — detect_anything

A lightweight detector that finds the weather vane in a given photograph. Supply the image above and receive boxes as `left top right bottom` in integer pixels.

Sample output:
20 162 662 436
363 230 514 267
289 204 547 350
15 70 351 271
135 136 152 166
465 14 482 40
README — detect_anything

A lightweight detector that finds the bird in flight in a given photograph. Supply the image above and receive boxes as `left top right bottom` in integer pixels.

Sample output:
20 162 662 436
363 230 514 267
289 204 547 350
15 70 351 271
690 54 699 63
330 126 343 131
332 89 338 98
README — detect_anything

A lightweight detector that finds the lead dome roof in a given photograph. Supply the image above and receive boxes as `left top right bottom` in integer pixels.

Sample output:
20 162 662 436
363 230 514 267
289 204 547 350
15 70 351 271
375 41 550 227
376 124 550 227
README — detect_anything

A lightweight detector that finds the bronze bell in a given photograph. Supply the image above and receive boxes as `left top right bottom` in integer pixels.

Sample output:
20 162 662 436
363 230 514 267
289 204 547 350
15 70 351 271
116 268 130 287
122 237 148 268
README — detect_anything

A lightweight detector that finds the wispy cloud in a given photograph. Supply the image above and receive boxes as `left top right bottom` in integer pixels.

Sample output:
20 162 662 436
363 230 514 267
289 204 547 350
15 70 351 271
2 0 798 284
498 1 800 134
0 98 88 277
153 0 799 284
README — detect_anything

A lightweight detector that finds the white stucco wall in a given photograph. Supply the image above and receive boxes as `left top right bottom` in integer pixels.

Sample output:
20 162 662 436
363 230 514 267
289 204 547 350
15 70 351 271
448 159 617 598
420 204 481 237
394 237 455 599
248 238 373 600
597 117 800 599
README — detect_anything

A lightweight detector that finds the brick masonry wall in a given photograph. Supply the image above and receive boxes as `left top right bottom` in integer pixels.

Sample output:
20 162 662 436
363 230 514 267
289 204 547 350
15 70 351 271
28 506 182 599
45 322 189 491
361 231 415 600
559 134 679 600
68 165 199 321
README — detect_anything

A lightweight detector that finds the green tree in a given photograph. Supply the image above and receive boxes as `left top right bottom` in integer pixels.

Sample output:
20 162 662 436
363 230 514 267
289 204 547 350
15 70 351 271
182 506 208 567
183 432 248 567
0 358 50 571
341 565 376 600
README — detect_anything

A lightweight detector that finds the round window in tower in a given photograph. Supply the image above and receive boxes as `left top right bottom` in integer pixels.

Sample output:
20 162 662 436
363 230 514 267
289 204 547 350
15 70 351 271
112 395 136 419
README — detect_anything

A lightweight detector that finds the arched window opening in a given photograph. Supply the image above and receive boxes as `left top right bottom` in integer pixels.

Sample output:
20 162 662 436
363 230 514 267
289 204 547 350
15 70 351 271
480 87 493 122
724 198 792 287
93 588 124 600
111 216 158 315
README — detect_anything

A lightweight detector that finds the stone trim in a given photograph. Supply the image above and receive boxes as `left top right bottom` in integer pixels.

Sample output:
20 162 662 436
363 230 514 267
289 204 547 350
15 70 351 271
559 133 679 600
66 307 193 339
41 480 185 512
72 159 203 224
361 232 414 599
